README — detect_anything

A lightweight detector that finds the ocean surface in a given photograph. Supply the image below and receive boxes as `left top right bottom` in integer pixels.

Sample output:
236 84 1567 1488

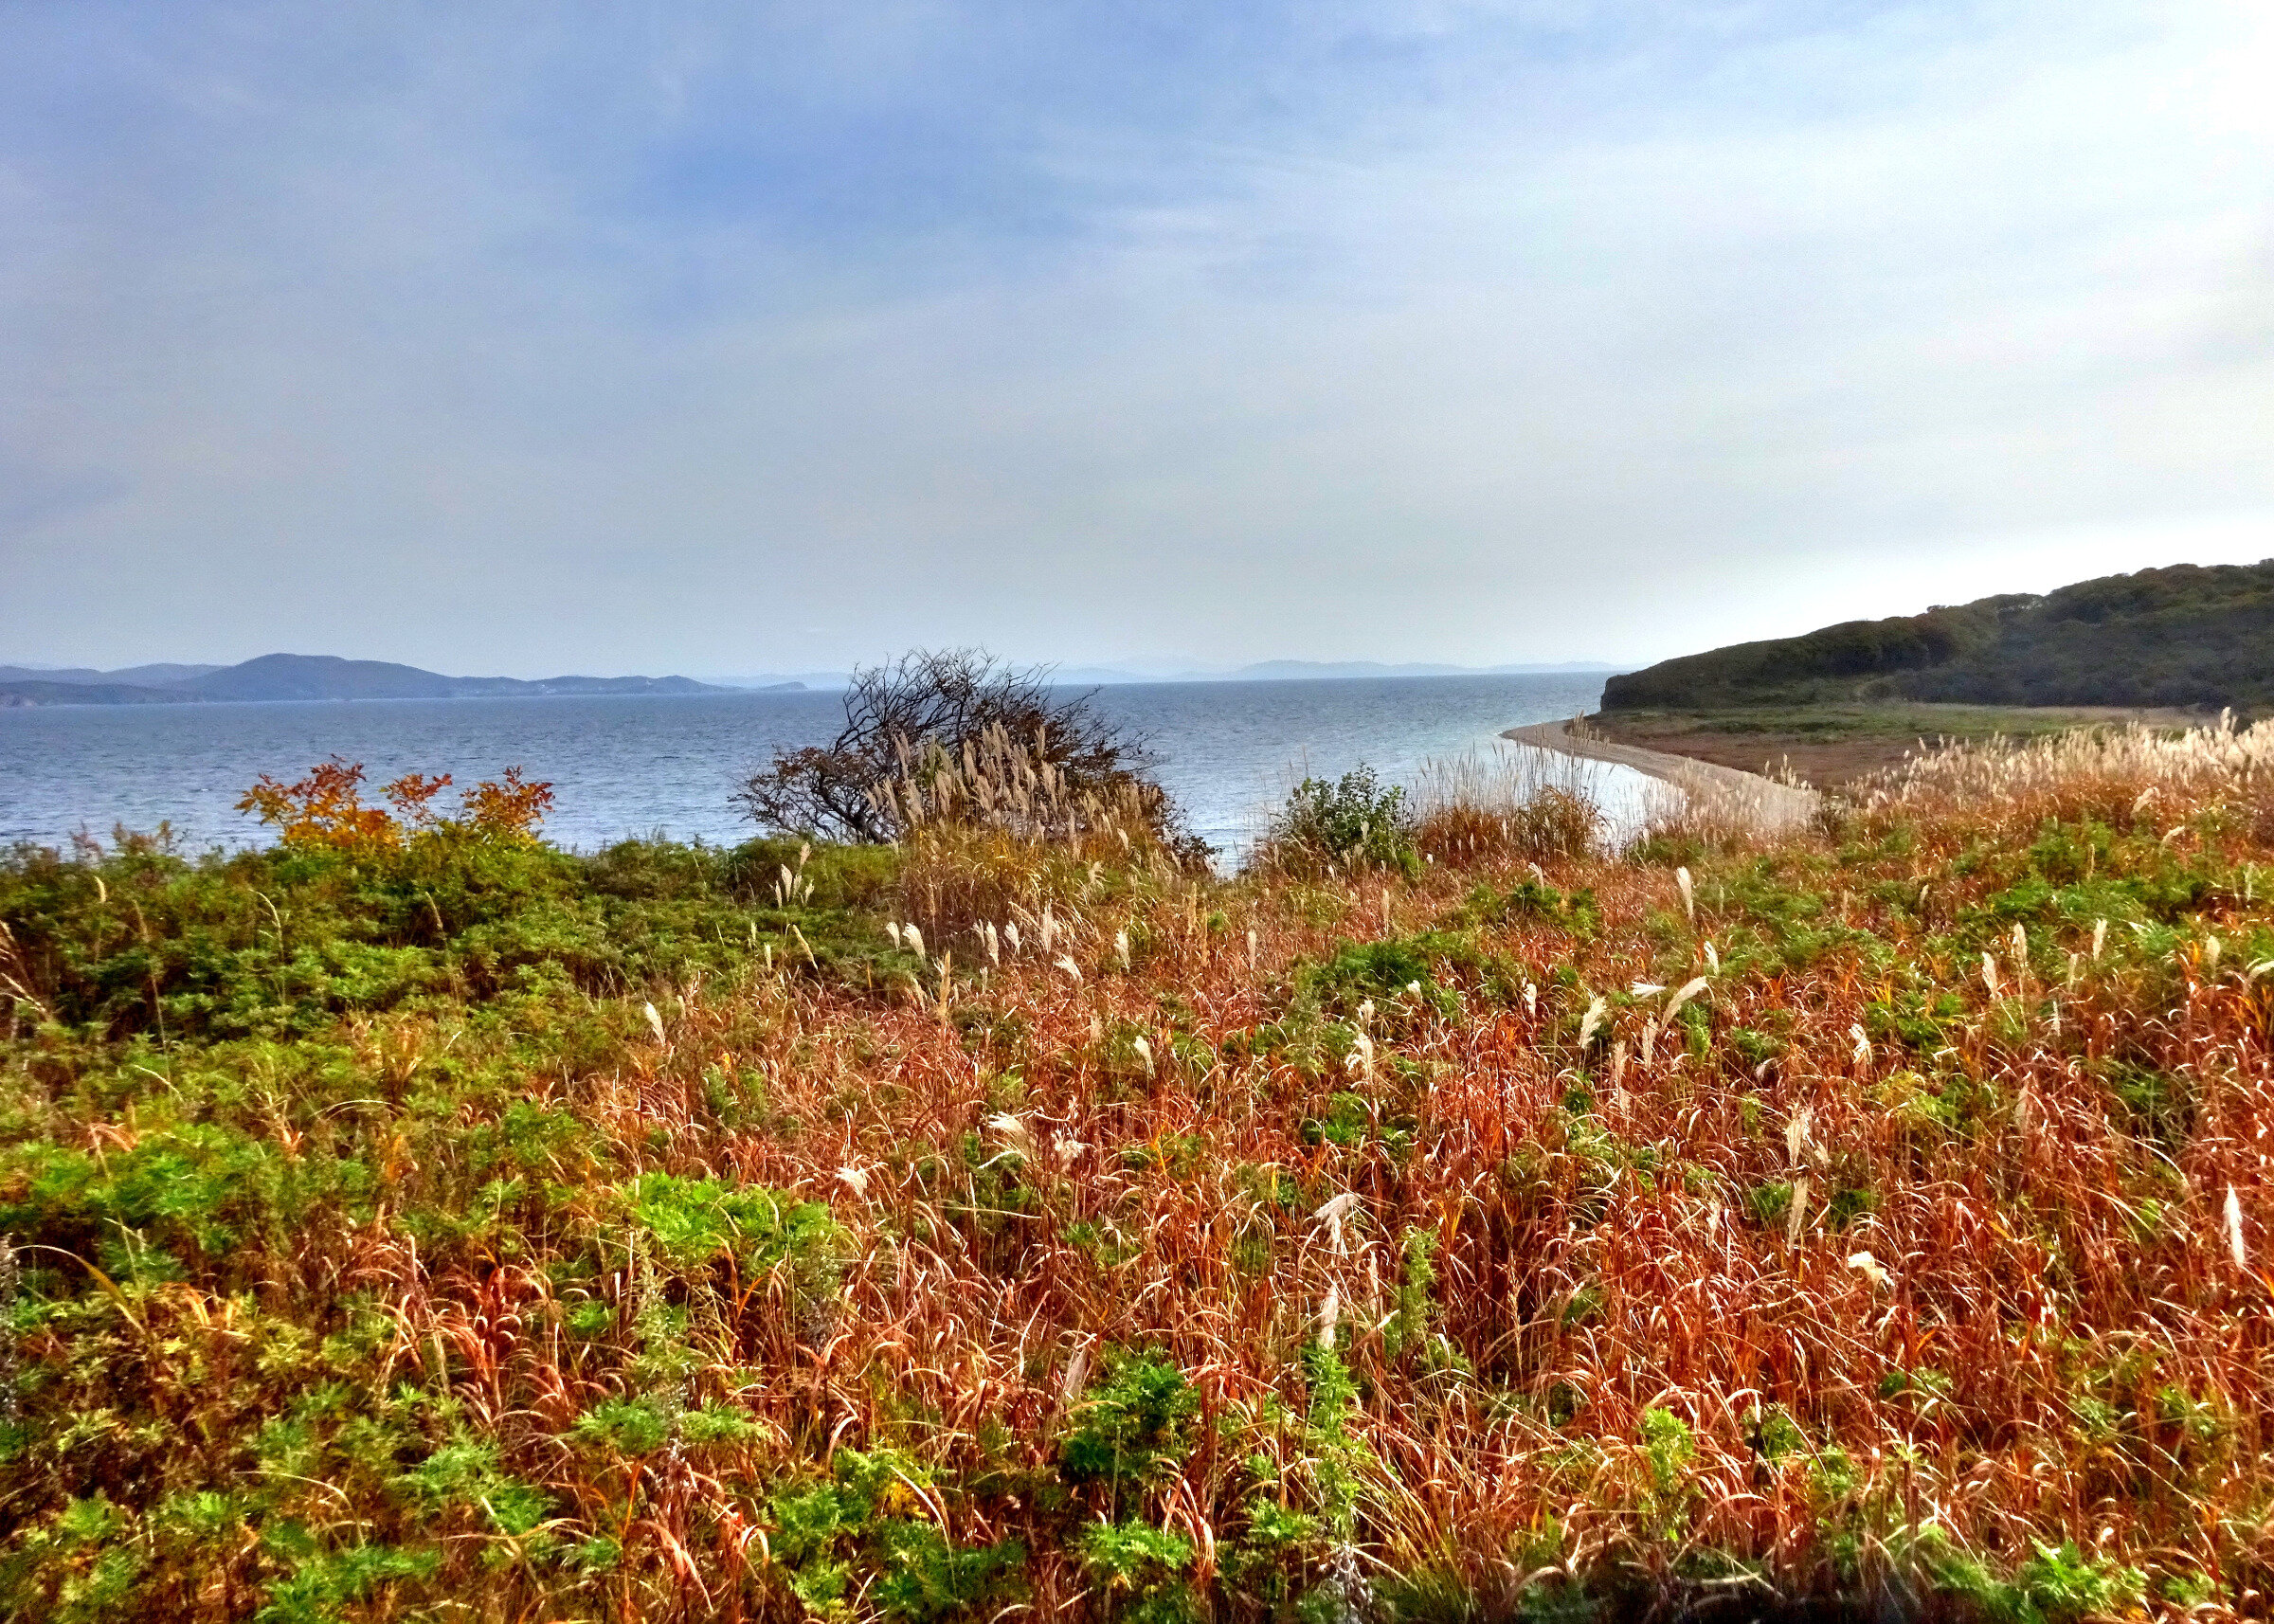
0 673 1631 857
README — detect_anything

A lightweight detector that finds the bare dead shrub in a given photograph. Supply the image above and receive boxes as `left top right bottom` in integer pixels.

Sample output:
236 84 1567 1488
734 648 1202 863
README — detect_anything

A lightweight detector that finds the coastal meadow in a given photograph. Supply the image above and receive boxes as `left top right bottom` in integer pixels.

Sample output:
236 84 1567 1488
3 723 2272 1621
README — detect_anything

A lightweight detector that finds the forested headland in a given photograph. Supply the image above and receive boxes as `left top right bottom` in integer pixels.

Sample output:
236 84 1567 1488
1602 560 2274 713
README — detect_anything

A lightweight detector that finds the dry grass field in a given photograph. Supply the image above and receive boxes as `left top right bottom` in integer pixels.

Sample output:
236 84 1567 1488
1583 706 2211 791
4 720 2273 1621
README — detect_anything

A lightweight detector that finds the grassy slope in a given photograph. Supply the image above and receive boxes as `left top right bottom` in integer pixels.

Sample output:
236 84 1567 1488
4 767 2274 1621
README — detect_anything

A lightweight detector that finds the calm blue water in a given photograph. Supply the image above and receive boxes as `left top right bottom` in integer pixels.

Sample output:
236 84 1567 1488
0 674 1614 857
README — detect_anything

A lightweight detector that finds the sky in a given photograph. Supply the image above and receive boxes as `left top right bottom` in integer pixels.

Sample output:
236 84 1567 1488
3 1 2270 679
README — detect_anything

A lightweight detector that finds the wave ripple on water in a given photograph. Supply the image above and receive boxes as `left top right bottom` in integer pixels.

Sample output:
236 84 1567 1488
0 673 1634 856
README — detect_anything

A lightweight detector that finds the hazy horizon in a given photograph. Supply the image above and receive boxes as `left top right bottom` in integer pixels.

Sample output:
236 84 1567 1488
0 650 1627 687
5 3 2269 678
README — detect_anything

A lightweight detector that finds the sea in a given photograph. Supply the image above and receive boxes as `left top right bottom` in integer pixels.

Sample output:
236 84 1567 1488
0 673 1638 858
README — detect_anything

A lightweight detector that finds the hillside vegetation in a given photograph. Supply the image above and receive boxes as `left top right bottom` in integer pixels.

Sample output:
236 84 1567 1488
4 727 2274 1621
1602 560 2274 712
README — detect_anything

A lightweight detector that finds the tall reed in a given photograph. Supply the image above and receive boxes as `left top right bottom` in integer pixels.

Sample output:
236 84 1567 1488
1410 744 1605 864
8 721 2274 1619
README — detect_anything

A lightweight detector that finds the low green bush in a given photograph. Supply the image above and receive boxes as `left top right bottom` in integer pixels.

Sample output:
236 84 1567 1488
0 826 907 1046
1258 767 1418 877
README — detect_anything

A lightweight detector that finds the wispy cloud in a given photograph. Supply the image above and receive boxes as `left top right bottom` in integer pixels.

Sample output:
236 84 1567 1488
2 1 2268 673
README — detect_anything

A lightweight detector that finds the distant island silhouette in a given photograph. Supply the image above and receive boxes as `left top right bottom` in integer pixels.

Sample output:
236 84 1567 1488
0 653 786 707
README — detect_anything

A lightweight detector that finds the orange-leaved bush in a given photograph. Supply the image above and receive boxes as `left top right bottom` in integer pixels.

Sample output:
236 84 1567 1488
236 758 554 850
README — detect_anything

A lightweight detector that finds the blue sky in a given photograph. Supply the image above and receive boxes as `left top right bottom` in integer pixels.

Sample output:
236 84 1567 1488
3 0 2269 676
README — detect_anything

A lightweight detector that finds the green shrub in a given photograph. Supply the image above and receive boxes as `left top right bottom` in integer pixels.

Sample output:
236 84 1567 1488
1077 1520 1199 1624
1260 767 1418 877
571 1398 674 1456
1293 929 1514 1023
622 1172 842 1276
255 1537 441 1624
1489 878 1600 936
767 1449 1024 1621
1913 1532 2147 1624
1060 1354 1200 1493
394 1437 552 1536
1 1123 287 1281
1637 1407 1696 1542
0 826 906 1045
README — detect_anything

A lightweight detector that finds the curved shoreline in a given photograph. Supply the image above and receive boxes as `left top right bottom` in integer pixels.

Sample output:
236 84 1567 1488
1502 716 1819 830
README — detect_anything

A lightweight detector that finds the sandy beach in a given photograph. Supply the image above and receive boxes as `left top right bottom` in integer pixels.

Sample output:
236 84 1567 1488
1503 715 1821 832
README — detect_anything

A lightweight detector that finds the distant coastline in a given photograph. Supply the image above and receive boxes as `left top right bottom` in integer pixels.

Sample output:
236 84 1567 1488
0 653 794 709
6 653 1620 708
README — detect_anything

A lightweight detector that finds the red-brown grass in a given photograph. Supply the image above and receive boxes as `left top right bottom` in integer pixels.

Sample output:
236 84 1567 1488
7 726 2274 1619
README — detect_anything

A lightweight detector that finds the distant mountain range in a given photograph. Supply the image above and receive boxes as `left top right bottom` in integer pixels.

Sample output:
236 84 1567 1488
0 654 751 708
1211 659 1617 682
710 659 1620 689
1601 559 2274 712
3 652 1617 709
1 662 227 687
